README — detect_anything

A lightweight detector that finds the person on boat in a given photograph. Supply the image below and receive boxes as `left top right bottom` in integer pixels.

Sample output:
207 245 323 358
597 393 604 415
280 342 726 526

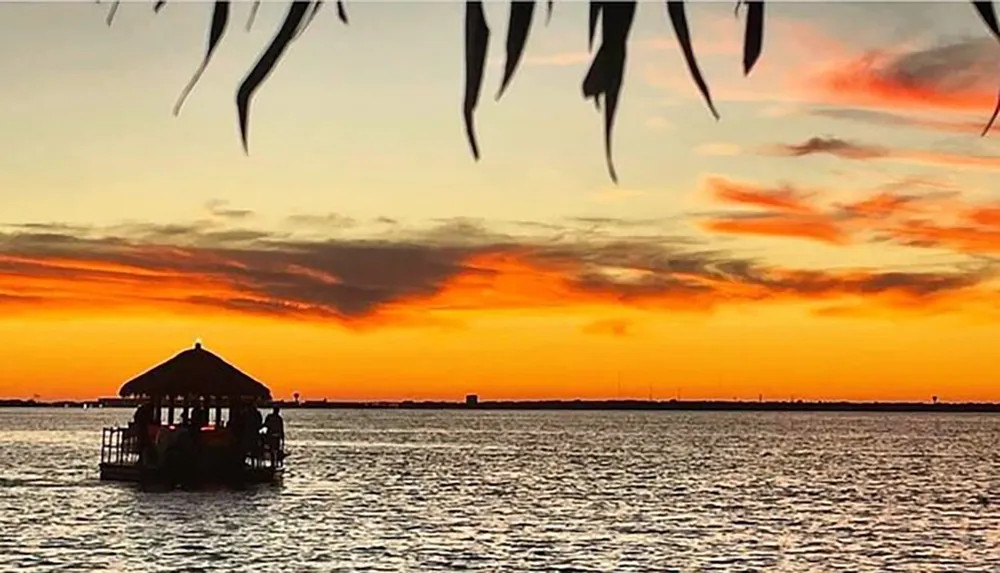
133 401 154 429
245 403 263 457
132 401 155 456
191 400 209 430
263 406 284 457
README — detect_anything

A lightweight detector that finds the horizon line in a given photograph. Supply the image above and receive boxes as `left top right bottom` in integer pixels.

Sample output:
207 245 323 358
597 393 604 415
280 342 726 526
5 397 1000 413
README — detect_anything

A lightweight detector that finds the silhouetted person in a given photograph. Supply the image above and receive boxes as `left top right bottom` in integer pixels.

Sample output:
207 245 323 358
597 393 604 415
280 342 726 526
133 401 153 428
191 401 208 429
245 403 263 457
263 406 284 462
133 401 154 457
264 406 283 440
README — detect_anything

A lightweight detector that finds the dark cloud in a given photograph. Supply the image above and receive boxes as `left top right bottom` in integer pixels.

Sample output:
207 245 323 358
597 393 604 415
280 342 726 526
285 213 357 229
763 136 1000 171
813 38 1000 115
768 137 889 160
0 216 990 324
874 38 998 95
206 199 254 221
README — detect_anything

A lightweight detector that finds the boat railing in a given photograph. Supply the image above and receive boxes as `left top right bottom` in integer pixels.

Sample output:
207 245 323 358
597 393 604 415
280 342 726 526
100 426 141 466
101 424 284 470
252 435 285 470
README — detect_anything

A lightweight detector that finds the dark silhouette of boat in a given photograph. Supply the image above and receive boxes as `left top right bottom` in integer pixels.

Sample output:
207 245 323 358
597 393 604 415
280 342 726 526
99 341 285 489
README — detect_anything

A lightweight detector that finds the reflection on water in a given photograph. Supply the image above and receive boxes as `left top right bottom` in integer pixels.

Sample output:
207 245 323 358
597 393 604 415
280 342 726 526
0 408 998 571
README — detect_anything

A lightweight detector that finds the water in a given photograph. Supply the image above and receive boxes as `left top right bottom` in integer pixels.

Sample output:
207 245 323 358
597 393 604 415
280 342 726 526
0 408 998 571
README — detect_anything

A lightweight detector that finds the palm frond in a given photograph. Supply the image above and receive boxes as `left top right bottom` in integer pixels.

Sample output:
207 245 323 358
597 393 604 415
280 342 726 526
582 1 638 183
129 0 1000 182
974 1 1000 135
588 1 603 52
666 0 719 120
174 1 231 117
106 0 120 26
463 0 490 161
295 1 324 40
246 1 261 31
236 0 310 152
497 0 536 100
739 0 765 75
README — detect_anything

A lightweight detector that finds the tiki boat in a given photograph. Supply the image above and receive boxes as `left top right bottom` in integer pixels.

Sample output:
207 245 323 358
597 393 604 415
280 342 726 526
99 342 285 488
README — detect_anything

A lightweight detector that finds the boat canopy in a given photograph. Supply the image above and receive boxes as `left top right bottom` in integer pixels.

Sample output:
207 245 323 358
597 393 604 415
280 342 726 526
118 341 271 400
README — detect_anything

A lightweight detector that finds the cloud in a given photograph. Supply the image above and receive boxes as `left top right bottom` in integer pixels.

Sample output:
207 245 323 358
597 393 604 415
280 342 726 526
703 213 847 245
205 200 254 221
808 38 1000 115
769 137 889 160
705 176 817 214
763 136 1000 171
807 107 995 135
0 216 990 325
887 218 1000 255
582 318 633 337
285 213 357 229
700 174 1000 260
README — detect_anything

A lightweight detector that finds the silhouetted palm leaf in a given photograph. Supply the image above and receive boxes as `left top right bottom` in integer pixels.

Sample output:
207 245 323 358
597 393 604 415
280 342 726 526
246 1 261 31
666 1 719 120
583 1 638 183
174 1 231 117
497 0 536 100
237 0 310 152
296 1 323 39
106 0 120 26
588 1 603 52
463 0 490 160
546 0 553 25
975 1 1000 37
974 1 1000 134
129 0 1000 182
741 0 764 75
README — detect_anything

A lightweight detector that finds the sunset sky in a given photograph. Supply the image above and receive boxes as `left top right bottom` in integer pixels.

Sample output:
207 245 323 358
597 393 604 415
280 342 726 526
2 2 1000 401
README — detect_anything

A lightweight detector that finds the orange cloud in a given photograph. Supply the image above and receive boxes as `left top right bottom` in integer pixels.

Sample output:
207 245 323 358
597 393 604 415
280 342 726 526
0 218 991 324
705 176 816 214
701 175 1000 260
888 219 1000 255
808 39 1000 114
703 215 846 245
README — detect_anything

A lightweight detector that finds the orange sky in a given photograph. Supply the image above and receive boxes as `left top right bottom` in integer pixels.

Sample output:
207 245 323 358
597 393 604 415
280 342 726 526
3 3 1000 401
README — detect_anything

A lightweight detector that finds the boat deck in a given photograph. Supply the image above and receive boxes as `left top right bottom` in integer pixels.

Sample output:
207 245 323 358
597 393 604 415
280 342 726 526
100 425 284 487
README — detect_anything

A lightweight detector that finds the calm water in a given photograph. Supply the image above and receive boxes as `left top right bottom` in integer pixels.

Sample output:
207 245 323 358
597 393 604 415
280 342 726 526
0 408 998 571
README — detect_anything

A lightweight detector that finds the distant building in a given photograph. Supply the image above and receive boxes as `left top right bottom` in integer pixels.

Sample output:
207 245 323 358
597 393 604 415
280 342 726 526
465 394 479 406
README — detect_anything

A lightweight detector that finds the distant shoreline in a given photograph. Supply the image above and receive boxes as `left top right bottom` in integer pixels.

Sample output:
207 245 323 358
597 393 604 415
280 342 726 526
2 398 1000 413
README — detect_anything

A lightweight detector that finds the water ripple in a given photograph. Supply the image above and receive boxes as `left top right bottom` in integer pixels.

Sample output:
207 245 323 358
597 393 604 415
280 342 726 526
0 409 997 571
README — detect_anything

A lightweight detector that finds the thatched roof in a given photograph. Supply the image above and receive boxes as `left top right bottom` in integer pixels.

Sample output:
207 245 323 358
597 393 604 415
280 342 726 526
118 342 271 399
